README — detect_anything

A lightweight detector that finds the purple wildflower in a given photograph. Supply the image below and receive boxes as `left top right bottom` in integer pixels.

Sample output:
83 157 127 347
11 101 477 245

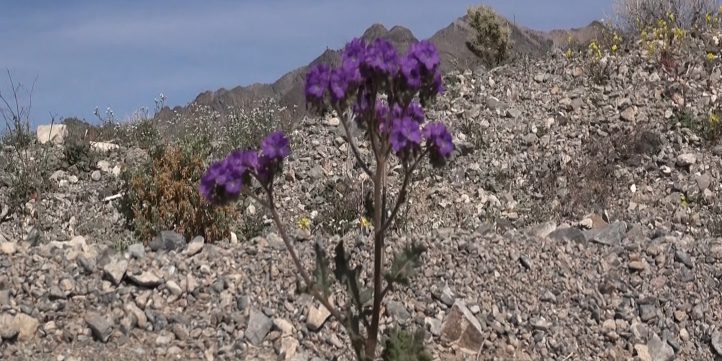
399 56 422 90
305 64 330 106
362 39 399 78
261 131 290 161
408 40 440 73
423 122 454 166
389 117 422 157
375 100 392 134
199 156 249 204
328 68 350 103
406 101 425 123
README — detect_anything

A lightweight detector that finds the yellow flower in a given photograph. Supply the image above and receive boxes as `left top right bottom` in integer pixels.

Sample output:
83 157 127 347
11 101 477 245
359 216 372 231
611 44 619 53
708 12 714 26
707 52 719 61
672 27 685 41
710 112 720 126
564 48 574 59
296 217 312 231
680 194 688 208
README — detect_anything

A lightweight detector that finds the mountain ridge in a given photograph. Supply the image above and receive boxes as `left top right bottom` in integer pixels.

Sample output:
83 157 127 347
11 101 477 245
155 12 605 126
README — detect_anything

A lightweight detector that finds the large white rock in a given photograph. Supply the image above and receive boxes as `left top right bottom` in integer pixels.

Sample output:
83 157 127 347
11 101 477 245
36 124 67 144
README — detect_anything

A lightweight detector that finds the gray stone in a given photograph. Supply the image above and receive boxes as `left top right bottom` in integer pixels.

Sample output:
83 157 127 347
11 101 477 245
91 170 101 181
425 317 442 337
639 304 656 322
432 285 455 307
126 243 145 259
440 301 484 353
127 271 163 288
165 280 182 296
184 236 204 256
711 331 722 356
246 308 272 346
102 258 128 286
85 313 113 343
674 249 693 268
648 332 674 361
125 302 147 329
306 304 331 331
0 314 19 340
506 108 522 118
386 301 411 321
548 227 586 243
0 289 10 306
149 231 186 252
620 106 637 122
676 153 696 167
585 221 627 246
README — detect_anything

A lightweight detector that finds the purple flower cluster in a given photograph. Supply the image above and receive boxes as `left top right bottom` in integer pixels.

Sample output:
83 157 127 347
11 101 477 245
200 131 290 204
304 37 453 165
305 38 444 110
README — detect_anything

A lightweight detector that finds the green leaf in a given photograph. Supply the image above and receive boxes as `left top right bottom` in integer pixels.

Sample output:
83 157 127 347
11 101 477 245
381 327 432 361
385 243 427 287
334 241 371 315
313 241 333 298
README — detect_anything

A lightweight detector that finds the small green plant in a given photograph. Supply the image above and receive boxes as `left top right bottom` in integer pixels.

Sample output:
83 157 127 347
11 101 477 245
465 5 512 68
63 131 96 171
0 71 54 215
381 327 432 361
119 143 237 244
584 40 613 85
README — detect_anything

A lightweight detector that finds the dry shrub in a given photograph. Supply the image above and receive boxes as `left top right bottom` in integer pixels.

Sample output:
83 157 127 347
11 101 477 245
465 5 512 68
613 0 716 33
119 144 237 243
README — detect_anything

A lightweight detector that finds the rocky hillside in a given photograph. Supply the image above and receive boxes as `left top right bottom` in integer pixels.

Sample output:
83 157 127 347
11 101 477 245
154 12 561 131
1 25 722 361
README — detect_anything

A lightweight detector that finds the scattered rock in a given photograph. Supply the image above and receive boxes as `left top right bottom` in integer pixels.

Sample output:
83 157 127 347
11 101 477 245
85 313 113 343
648 332 674 361
440 301 484 353
184 236 204 256
102 258 128 286
712 331 722 356
0 241 17 255
306 304 331 332
246 308 273 346
127 271 163 288
149 231 186 252
37 124 67 144
676 153 696 167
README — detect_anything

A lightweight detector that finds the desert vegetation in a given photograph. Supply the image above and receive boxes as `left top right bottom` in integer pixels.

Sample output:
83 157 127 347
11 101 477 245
1 1 722 360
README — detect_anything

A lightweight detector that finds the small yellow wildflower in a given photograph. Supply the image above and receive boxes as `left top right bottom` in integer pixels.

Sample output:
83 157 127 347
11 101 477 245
707 52 719 61
564 48 574 59
710 112 720 126
588 40 602 60
296 217 312 231
680 194 688 208
672 27 685 41
707 12 714 26
359 216 372 231
611 44 619 54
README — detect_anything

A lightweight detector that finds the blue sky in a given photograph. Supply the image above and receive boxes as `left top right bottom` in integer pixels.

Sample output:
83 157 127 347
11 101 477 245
1 0 611 127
